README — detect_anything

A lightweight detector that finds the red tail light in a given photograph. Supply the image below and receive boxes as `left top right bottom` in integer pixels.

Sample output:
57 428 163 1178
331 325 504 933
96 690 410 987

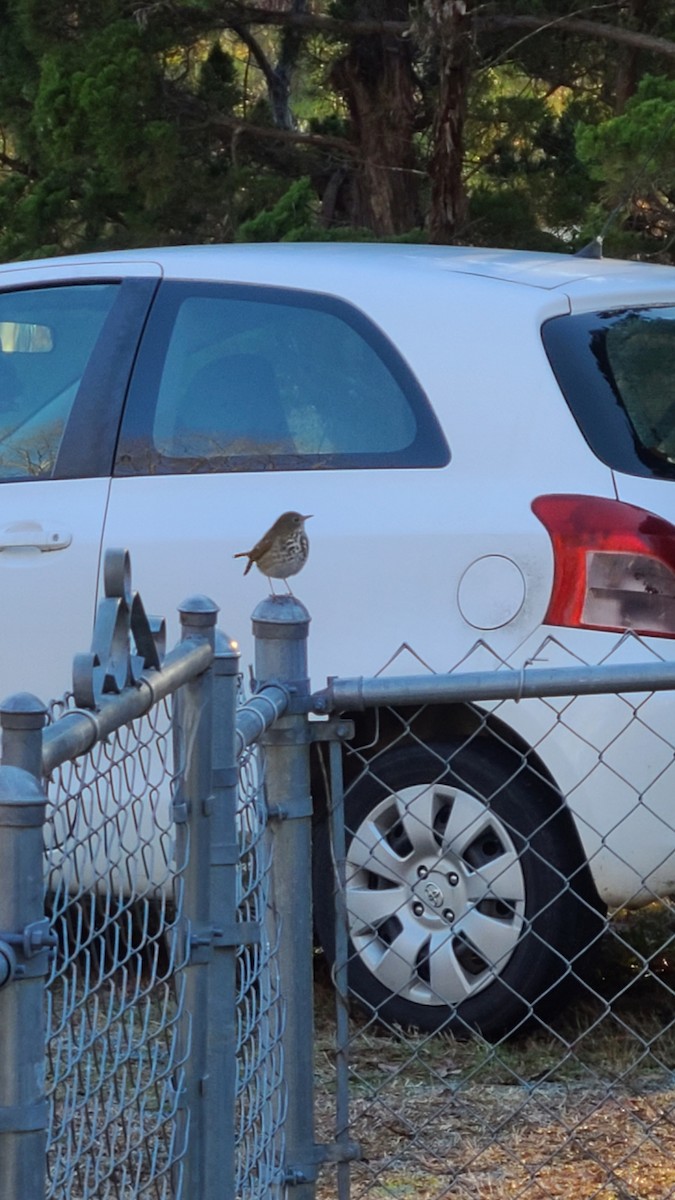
532 494 675 638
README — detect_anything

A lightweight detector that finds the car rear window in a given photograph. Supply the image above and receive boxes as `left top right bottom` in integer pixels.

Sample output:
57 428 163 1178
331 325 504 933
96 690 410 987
542 305 675 480
115 281 449 474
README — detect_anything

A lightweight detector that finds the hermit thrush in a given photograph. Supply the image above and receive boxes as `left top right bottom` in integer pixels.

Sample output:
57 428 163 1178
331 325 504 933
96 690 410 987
234 511 311 593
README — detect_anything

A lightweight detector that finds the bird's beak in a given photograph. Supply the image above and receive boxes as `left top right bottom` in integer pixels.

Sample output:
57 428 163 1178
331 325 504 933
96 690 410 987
303 514 313 520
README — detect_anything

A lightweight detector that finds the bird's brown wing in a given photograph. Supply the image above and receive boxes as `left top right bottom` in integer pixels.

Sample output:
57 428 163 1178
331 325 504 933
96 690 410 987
234 528 275 575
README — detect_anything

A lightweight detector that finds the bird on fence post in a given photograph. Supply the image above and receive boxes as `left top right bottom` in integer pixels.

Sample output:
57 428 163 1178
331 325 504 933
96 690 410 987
234 511 311 595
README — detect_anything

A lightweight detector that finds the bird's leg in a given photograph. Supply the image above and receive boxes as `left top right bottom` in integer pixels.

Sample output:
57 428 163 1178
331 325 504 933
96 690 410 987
284 579 295 596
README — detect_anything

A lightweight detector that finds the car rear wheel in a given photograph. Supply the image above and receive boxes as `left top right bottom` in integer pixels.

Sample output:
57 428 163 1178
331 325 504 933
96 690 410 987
313 739 604 1038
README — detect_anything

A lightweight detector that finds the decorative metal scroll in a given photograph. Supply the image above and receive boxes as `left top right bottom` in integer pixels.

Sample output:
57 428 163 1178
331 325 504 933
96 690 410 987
72 548 167 709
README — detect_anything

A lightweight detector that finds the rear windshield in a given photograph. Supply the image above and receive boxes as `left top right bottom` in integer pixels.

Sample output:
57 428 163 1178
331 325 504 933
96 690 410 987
542 305 675 480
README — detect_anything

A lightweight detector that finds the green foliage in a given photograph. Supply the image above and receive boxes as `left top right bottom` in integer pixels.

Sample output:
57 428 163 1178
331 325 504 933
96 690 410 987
575 74 675 253
577 73 675 195
0 2 675 257
0 13 175 254
236 175 424 244
464 65 600 248
237 177 317 242
198 42 240 112
0 5 253 256
467 185 565 251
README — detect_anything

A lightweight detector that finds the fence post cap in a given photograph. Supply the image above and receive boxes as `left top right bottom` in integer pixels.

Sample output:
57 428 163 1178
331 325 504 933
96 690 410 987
178 595 220 627
0 694 48 730
214 628 241 657
252 594 311 639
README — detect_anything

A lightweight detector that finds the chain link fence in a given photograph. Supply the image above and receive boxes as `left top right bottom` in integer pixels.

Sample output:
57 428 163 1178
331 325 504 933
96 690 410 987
2 549 675 1199
234 739 286 1200
0 550 297 1200
314 635 675 1200
45 693 184 1200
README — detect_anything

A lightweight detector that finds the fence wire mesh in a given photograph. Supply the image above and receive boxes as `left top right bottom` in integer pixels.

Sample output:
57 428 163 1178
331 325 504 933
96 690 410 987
314 631 675 1200
33 664 289 1200
44 695 187 1200
234 738 286 1200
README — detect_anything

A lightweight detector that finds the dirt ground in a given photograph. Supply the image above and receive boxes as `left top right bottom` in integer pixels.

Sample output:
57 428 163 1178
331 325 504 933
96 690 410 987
313 907 675 1200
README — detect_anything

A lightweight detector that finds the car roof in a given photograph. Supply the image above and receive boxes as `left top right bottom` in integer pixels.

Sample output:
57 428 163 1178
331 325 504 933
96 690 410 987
4 242 675 303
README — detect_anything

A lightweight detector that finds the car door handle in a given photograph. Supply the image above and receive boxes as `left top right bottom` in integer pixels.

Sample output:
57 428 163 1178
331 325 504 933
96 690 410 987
0 521 72 551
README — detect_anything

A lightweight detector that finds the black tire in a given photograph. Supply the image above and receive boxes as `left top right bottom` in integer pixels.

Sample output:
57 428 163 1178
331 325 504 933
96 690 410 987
313 739 604 1039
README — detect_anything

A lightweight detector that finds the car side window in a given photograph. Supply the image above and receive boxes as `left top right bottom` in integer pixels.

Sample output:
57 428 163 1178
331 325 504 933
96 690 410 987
115 282 449 474
0 283 120 482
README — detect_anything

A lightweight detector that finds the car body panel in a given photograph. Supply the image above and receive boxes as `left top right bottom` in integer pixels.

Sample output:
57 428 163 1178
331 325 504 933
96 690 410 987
0 477 110 699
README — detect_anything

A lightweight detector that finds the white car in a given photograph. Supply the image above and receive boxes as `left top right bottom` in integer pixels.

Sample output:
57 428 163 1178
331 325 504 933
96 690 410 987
2 242 675 1035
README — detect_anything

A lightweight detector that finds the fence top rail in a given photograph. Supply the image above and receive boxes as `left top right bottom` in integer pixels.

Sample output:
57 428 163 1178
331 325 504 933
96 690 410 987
40 636 214 776
236 683 290 757
312 656 675 714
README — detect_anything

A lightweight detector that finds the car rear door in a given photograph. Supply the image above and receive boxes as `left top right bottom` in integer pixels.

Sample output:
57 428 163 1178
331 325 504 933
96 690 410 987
101 275 460 682
0 263 160 702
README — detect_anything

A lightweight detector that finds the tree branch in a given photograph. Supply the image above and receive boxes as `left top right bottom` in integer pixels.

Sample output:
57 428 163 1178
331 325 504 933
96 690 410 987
0 150 30 177
208 112 359 157
132 3 409 38
133 4 675 64
229 18 278 93
484 13 675 63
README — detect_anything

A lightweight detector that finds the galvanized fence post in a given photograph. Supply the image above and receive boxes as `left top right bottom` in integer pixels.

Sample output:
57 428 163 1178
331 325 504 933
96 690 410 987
173 596 240 1200
0 695 50 1200
252 594 316 1200
204 623 242 1200
0 692 48 778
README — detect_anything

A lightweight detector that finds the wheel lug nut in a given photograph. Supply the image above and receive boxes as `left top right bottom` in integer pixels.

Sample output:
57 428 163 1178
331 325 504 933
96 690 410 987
447 872 459 886
412 901 425 916
417 865 429 878
443 908 455 922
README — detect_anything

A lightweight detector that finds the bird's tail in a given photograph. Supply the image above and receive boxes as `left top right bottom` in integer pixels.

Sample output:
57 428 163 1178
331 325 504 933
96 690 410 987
233 552 253 575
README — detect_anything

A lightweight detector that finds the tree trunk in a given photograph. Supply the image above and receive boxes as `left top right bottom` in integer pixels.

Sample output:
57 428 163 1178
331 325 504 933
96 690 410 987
614 0 649 113
330 21 419 236
270 0 308 129
427 0 471 244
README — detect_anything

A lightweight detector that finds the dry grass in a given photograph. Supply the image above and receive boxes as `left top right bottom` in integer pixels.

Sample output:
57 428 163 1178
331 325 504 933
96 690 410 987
314 904 675 1200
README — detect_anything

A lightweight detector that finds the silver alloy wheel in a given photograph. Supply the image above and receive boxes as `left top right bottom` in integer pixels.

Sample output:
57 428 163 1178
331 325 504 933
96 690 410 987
344 782 527 1007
